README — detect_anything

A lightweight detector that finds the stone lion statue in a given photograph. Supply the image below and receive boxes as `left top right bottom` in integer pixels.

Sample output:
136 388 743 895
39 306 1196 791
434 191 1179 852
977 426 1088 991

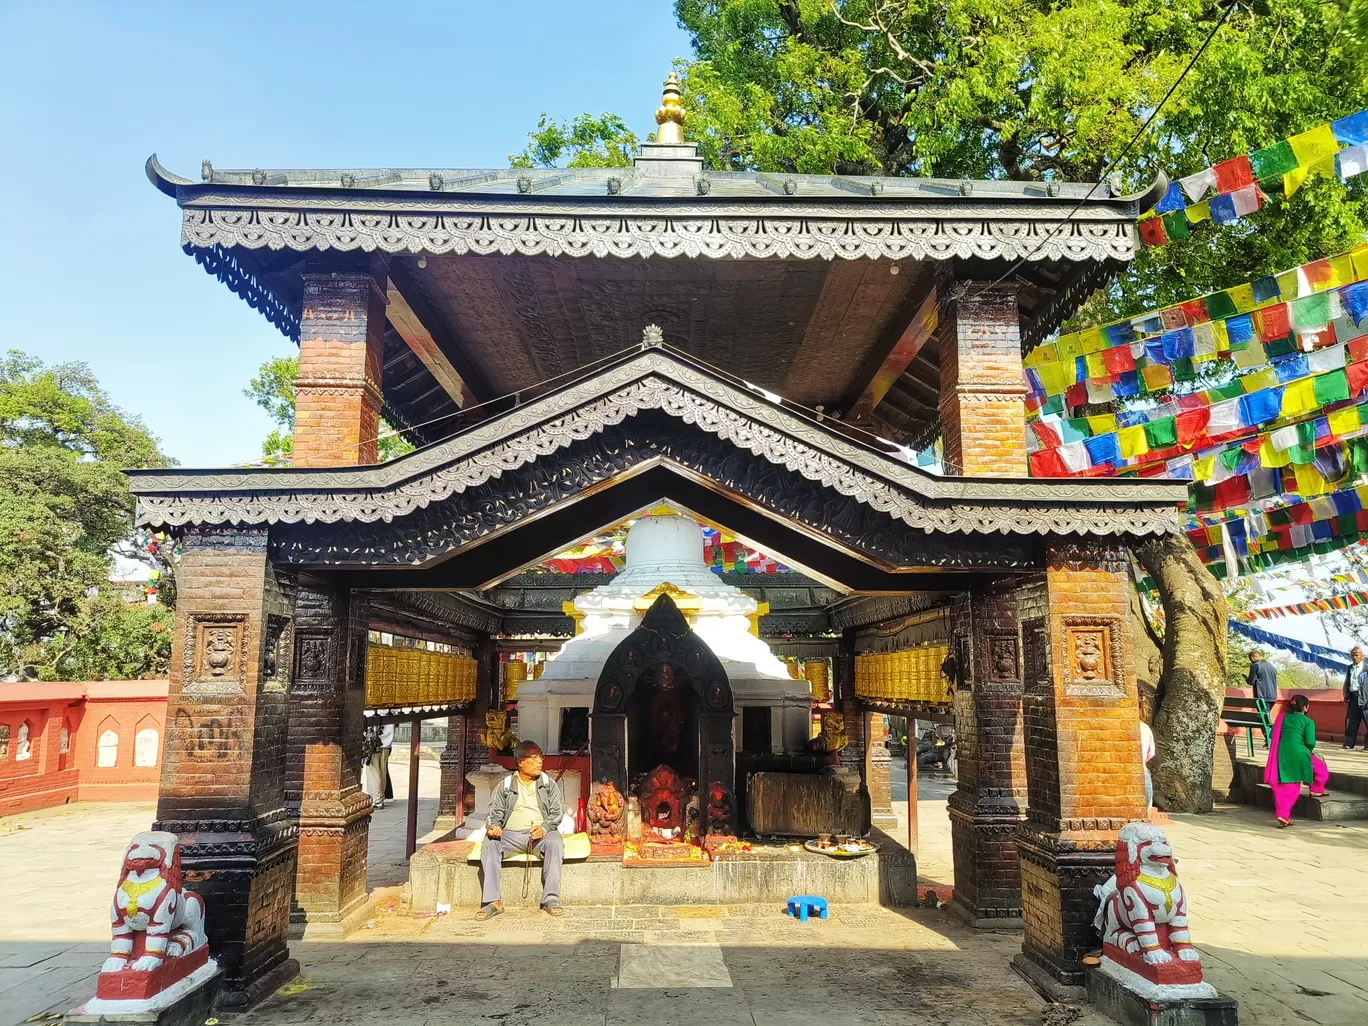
810 712 849 754
102 831 208 976
1093 823 1211 994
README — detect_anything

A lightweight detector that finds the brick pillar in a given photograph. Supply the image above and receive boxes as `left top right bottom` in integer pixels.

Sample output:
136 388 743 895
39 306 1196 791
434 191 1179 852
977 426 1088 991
154 527 298 1008
286 582 371 938
938 283 1028 477
293 258 389 468
464 637 497 776
1012 541 1147 999
434 712 468 834
947 584 1027 929
865 711 897 831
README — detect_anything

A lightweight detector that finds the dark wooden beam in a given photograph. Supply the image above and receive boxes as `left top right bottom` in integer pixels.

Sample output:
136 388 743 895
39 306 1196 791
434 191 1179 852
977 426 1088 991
844 271 940 421
388 259 495 402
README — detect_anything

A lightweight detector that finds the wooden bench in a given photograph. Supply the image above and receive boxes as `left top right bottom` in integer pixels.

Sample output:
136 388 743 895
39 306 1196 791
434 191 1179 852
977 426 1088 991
1222 696 1271 757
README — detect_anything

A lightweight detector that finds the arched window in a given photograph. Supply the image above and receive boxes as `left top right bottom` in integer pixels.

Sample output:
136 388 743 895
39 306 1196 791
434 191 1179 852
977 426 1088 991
134 728 159 768
97 730 119 768
0 724 8 761
59 724 70 754
16 721 32 761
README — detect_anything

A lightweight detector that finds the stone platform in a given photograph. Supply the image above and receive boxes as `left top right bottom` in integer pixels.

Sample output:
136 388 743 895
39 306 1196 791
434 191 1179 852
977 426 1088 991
1231 748 1368 821
406 836 917 911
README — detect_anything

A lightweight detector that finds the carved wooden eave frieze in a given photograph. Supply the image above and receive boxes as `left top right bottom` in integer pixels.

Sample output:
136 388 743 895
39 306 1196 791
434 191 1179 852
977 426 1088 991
127 348 1185 540
148 157 1156 265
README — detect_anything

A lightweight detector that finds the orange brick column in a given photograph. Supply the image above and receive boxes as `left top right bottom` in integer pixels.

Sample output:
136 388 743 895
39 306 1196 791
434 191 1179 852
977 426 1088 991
435 711 469 834
947 584 1028 928
1012 540 1147 999
285 581 371 937
864 711 897 831
293 259 388 468
154 527 298 1008
938 283 1028 477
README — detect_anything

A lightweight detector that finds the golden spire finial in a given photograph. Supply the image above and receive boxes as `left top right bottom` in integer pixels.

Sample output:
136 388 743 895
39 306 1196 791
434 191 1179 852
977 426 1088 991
655 72 686 145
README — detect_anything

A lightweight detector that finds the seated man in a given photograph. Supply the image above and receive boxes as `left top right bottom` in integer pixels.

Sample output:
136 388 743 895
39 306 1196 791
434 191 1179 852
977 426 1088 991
477 741 565 919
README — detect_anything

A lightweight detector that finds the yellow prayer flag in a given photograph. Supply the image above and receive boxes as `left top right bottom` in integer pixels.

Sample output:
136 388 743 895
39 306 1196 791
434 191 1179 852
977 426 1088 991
1280 377 1317 417
1142 364 1172 390
1192 455 1215 481
1288 124 1340 167
1259 438 1291 468
1058 333 1084 361
1085 353 1107 380
1329 254 1357 289
1212 320 1231 353
1356 485 1368 509
1285 153 1338 197
1329 405 1361 437
1293 463 1330 497
1087 414 1118 435
1079 326 1105 355
1226 285 1257 313
1187 201 1212 223
1352 246 1368 282
1118 425 1149 459
1276 270 1301 301
1242 369 1278 393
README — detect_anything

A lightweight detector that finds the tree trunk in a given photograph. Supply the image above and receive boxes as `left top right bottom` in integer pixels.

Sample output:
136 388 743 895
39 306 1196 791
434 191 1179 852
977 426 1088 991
1132 533 1227 813
1130 584 1164 724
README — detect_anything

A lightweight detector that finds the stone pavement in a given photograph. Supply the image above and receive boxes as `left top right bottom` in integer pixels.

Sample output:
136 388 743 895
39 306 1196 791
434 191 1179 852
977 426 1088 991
2 775 1367 1025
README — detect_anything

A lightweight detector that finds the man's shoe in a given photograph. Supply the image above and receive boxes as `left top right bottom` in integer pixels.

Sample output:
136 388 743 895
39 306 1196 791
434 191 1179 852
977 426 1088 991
1344 745 1355 750
542 902 565 917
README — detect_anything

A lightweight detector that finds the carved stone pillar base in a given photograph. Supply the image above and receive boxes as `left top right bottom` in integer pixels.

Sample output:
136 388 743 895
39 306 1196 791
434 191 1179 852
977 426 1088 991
434 713 468 835
866 719 897 832
947 797 1024 930
289 791 373 938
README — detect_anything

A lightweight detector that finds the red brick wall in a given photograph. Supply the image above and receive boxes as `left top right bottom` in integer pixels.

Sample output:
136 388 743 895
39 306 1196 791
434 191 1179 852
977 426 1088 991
293 264 388 468
0 685 82 815
75 681 169 802
938 285 1029 477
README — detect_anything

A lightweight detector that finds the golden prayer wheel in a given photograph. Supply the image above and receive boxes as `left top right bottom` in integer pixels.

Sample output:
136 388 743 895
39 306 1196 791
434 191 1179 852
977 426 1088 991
786 659 803 680
364 645 385 706
804 659 829 703
913 647 929 702
533 661 545 680
437 654 453 704
379 647 399 706
460 658 477 703
503 660 526 702
872 652 887 698
891 650 910 701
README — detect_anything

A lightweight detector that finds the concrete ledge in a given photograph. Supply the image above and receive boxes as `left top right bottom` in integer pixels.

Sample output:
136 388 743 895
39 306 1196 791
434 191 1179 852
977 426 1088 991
408 841 916 910
1086 965 1237 1026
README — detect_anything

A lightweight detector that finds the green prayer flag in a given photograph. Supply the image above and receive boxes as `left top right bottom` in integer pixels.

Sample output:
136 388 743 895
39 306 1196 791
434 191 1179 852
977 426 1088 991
1204 291 1238 320
1219 447 1244 471
1292 292 1332 330
1143 416 1178 448
1297 421 1318 447
1250 139 1299 180
1289 444 1317 465
1210 381 1245 401
1265 336 1297 358
1353 438 1368 476
1314 368 1351 405
1170 358 1196 382
1041 394 1066 415
1337 514 1358 536
1161 210 1189 240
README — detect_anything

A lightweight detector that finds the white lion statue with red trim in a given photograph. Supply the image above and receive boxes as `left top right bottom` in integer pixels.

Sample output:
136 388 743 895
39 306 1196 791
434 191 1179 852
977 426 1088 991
1092 823 1215 998
83 831 216 1009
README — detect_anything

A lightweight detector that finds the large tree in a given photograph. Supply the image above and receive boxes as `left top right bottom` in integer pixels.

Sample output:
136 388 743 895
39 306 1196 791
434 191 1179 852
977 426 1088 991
514 1 1368 810
0 351 174 680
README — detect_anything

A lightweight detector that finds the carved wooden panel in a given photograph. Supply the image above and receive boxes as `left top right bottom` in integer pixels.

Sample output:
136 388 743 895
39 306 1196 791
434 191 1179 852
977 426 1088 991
182 613 249 694
1061 616 1125 697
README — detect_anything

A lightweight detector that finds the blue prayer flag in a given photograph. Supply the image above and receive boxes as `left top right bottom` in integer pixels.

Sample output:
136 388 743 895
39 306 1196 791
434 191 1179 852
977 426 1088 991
1340 282 1368 326
1209 193 1239 224
1153 182 1186 215
1084 433 1122 467
1145 337 1168 365
1114 372 1140 398
1312 520 1333 542
1333 110 1368 146
1161 327 1195 362
1105 322 1136 347
1334 490 1362 515
1271 355 1309 383
1118 408 1148 428
1251 276 1281 302
1238 387 1284 426
1226 314 1255 346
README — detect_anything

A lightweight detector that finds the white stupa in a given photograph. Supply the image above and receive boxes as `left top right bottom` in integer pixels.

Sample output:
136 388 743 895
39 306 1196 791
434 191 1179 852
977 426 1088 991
516 514 812 756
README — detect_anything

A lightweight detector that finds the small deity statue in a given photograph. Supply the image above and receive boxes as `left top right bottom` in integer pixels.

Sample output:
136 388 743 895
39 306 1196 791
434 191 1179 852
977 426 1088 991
810 712 849 754
482 711 518 754
706 781 732 835
639 765 687 842
83 831 216 1008
1093 823 1213 995
588 782 625 840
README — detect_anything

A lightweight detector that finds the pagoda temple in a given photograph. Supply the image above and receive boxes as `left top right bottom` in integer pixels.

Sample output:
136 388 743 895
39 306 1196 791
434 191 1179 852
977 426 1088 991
131 75 1182 1008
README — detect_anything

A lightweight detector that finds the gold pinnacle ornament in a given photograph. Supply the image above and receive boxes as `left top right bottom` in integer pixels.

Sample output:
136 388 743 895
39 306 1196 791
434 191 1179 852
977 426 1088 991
655 72 685 145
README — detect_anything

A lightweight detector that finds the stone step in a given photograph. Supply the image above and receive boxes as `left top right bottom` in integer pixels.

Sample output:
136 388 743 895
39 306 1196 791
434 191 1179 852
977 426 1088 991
1249 782 1368 821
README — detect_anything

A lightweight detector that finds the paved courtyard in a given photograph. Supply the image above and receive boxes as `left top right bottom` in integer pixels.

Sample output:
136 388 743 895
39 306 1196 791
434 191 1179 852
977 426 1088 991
2 760 1367 1025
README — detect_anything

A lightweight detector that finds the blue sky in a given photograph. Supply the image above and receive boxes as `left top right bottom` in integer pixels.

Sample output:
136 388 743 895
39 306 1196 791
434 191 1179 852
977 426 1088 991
0 1 691 467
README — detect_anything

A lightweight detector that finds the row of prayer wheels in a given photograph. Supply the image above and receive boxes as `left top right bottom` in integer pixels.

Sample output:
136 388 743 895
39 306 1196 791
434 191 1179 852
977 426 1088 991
365 646 478 708
854 645 952 703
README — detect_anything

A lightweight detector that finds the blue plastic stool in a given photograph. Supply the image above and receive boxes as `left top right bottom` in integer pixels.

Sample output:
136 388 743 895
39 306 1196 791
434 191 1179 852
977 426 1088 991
786 895 828 922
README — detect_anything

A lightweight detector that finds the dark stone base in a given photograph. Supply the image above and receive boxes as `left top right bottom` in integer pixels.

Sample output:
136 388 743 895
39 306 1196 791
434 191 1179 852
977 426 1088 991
67 967 221 1026
1086 966 1238 1026
215 957 300 1012
951 895 1024 931
1011 952 1084 1004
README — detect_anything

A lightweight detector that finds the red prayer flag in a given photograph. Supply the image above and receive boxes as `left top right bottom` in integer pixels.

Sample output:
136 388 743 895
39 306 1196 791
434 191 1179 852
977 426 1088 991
1066 382 1087 408
1180 300 1210 325
1259 303 1290 339
1138 217 1169 246
1304 259 1334 290
1357 510 1368 532
1348 360 1368 398
1176 408 1210 445
1102 345 1137 375
1213 477 1251 507
1289 503 1314 526
1029 449 1068 477
1348 336 1368 365
1213 155 1254 195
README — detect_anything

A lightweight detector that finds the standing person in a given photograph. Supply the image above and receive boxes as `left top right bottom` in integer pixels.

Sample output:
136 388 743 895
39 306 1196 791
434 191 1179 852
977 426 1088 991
1247 650 1278 746
476 741 565 920
1343 647 1368 750
364 723 394 810
1264 694 1330 828
1139 710 1156 811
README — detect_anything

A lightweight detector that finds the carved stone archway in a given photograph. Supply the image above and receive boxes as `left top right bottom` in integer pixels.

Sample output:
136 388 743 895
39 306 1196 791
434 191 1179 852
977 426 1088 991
591 592 735 837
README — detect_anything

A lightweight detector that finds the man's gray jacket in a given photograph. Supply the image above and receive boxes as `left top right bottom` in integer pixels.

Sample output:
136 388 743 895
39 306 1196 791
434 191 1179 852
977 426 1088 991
1345 662 1368 705
486 772 565 832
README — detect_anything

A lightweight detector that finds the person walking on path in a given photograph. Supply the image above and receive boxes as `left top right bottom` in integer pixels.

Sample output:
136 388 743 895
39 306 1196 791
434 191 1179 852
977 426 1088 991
1264 694 1330 828
1344 647 1368 750
476 741 565 920
1138 700 1156 811
1247 650 1278 746
363 722 394 809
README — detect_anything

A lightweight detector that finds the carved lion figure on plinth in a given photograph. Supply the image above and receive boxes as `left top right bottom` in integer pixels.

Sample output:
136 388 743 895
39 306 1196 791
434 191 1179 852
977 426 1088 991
90 831 215 1006
1093 823 1214 998
810 712 849 754
482 711 517 754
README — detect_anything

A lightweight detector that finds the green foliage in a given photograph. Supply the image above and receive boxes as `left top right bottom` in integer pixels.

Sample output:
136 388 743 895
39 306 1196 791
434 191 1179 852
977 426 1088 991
520 1 1368 323
0 351 172 680
510 113 640 168
48 595 176 682
246 354 415 464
